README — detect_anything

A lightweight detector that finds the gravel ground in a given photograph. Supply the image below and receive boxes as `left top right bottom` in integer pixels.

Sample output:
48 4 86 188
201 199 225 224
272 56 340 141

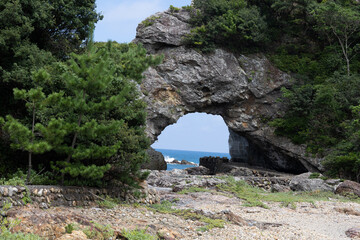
7 186 360 239
157 190 360 240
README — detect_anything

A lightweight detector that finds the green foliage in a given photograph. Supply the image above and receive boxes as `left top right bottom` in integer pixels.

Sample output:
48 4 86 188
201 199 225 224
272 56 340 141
185 0 267 52
65 223 75 234
148 201 226 232
149 200 174 212
216 176 360 207
0 0 102 179
184 1 360 181
122 228 157 240
97 196 119 209
309 172 321 179
0 168 56 186
39 42 137 185
197 218 225 232
271 73 360 158
169 5 180 13
217 176 269 208
140 16 161 27
323 104 360 181
3 78 53 182
0 176 26 186
82 222 114 240
310 1 360 75
0 203 41 240
1 38 161 187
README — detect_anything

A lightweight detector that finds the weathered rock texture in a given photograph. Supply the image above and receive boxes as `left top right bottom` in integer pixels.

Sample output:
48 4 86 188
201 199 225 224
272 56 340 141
289 172 339 192
335 180 360 197
0 184 160 208
142 147 167 170
135 9 321 173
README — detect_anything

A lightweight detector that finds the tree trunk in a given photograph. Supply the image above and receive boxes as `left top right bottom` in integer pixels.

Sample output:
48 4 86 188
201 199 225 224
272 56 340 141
61 91 85 185
26 103 36 184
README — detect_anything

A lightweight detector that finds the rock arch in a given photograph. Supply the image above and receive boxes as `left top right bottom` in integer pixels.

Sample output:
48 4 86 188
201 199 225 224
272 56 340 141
135 10 320 173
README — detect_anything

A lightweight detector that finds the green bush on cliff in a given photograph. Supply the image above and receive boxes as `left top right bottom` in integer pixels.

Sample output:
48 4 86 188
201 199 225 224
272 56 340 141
183 0 360 181
184 0 267 52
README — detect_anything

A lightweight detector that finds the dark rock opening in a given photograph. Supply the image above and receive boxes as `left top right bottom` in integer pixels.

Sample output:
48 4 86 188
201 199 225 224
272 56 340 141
229 129 308 174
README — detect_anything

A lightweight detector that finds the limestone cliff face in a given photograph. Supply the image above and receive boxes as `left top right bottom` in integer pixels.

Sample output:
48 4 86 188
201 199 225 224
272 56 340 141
135 9 321 173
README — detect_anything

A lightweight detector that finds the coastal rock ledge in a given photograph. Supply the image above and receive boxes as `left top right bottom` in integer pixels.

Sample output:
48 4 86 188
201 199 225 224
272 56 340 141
135 9 321 173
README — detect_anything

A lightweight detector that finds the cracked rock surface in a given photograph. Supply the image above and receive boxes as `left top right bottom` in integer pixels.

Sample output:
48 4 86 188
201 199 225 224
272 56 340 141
135 9 322 173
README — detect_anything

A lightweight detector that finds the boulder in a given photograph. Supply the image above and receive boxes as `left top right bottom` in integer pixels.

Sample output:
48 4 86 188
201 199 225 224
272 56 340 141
335 180 360 197
142 147 167 170
199 156 229 175
185 166 210 175
289 172 334 192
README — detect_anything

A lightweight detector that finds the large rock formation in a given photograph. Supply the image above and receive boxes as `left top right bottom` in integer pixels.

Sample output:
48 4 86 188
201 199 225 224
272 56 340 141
135 9 321 173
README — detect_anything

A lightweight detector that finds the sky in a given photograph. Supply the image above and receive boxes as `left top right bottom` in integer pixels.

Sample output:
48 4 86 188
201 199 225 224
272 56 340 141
94 0 230 153
94 0 192 43
151 113 230 153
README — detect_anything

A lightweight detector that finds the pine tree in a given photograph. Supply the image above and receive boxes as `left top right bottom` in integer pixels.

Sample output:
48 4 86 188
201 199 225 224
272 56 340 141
2 70 52 183
41 41 141 185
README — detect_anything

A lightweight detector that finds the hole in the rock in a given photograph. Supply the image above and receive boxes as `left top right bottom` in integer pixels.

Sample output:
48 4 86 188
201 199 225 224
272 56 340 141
229 129 308 174
151 113 230 170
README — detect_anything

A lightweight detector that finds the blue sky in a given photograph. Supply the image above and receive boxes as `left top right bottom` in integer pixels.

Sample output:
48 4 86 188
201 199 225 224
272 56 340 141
94 0 192 43
94 0 230 153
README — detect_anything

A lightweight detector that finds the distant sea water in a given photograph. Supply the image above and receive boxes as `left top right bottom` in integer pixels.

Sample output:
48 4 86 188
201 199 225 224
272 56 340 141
154 148 231 171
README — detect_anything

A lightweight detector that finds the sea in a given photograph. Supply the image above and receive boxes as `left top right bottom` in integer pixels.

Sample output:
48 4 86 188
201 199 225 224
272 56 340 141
154 148 231 171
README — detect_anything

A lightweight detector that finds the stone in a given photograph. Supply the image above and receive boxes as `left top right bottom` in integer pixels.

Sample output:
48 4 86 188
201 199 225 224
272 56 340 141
157 227 181 240
325 179 342 186
141 147 167 170
37 188 43 197
180 160 196 165
271 184 290 193
345 228 360 238
3 187 8 197
290 172 334 192
39 203 49 209
335 180 360 197
185 166 210 175
135 9 322 173
8 187 17 197
57 230 88 240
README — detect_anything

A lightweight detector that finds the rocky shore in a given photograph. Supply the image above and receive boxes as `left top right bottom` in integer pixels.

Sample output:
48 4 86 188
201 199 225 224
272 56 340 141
2 167 360 240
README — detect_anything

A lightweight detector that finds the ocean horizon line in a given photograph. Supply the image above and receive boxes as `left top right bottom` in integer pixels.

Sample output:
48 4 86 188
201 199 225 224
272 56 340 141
154 148 229 155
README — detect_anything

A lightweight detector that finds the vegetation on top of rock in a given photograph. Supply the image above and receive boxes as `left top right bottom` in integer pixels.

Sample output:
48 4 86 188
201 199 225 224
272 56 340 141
183 0 360 181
